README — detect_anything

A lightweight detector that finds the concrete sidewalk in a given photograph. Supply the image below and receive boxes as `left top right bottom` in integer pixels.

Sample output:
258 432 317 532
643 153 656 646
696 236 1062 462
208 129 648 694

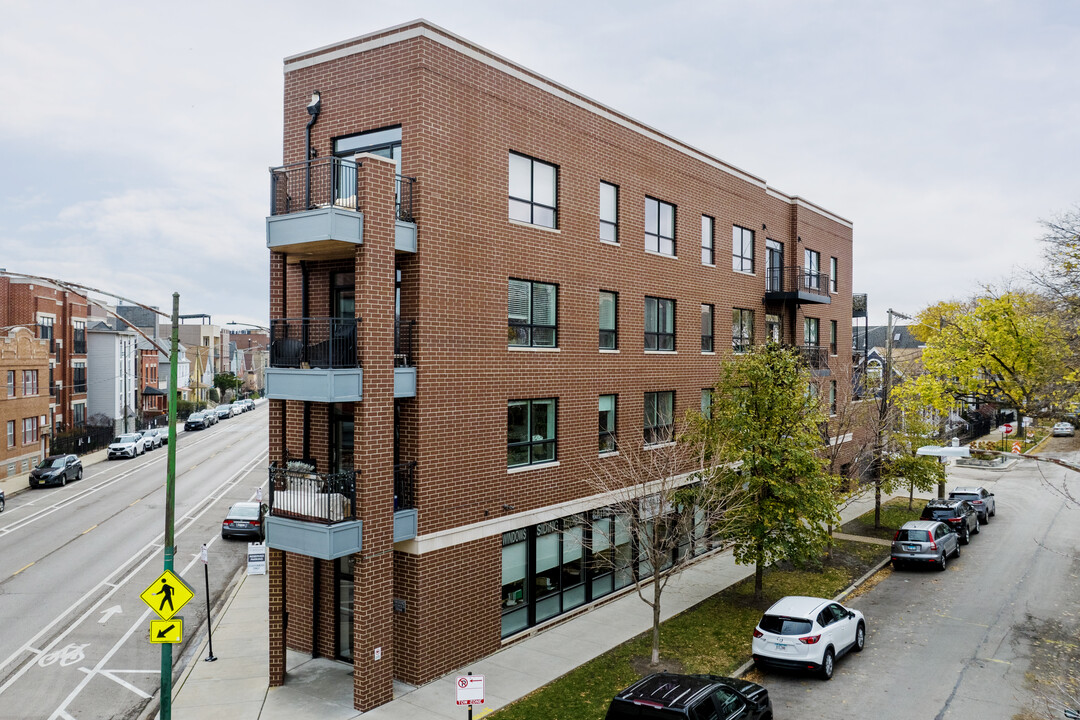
168 486 931 720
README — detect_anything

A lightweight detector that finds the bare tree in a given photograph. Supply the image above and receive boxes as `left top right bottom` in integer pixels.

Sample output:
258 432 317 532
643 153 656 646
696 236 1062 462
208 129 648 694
586 434 747 667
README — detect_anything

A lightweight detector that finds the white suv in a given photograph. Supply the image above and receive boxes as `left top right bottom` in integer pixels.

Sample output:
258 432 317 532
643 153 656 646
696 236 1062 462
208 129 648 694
752 596 865 680
108 433 148 459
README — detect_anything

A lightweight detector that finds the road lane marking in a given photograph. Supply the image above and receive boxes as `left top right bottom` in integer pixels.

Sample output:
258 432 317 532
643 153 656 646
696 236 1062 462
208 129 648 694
81 525 97 535
13 562 34 576
78 668 153 699
128 499 140 507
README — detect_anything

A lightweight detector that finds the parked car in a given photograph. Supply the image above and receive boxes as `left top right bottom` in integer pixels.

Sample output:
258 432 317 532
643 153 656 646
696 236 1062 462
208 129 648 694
205 409 218 425
920 498 979 544
241 399 256 412
891 520 960 571
184 412 208 431
221 501 265 541
606 673 772 720
152 427 170 446
213 404 233 420
1053 421 1075 437
29 454 83 487
751 595 865 680
0 487 4 513
948 486 997 523
140 428 164 449
108 433 149 459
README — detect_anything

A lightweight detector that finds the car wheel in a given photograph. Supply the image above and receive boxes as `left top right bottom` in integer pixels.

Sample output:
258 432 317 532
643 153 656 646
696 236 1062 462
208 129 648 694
954 543 961 559
982 512 989 524
820 648 835 680
960 527 969 545
61 474 66 487
939 551 947 571
76 470 82 482
854 622 866 652
0 497 5 512
972 521 980 535
990 506 996 517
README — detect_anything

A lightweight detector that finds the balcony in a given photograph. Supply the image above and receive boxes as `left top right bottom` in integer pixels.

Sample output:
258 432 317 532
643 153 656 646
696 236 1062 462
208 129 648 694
764 266 832 305
395 175 417 253
394 319 416 399
393 461 418 543
265 465 362 560
797 345 831 376
265 317 363 403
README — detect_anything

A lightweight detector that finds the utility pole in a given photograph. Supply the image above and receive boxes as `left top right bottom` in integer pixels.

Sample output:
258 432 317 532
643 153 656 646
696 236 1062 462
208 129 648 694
875 308 913 526
160 293 180 720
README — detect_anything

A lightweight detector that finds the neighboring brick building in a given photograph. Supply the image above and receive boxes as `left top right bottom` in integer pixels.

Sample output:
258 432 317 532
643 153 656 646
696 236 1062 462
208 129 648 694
0 276 89 434
0 327 50 479
263 21 858 711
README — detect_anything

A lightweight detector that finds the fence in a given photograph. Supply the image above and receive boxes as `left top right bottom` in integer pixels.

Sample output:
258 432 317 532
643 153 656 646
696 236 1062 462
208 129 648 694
51 426 115 456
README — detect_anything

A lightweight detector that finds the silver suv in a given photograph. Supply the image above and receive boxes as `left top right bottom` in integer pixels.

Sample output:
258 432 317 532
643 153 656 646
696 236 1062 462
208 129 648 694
891 520 960 571
948 486 996 523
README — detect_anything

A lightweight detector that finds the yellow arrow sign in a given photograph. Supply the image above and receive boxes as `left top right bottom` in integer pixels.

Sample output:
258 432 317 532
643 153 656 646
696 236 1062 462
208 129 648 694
150 618 183 644
140 570 194 621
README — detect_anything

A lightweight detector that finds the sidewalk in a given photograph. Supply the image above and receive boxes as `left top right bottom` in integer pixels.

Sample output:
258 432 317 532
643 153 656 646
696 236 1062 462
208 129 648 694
169 487 926 720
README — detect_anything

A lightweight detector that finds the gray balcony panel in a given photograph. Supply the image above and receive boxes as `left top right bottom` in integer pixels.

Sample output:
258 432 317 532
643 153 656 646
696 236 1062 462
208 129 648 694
394 366 417 398
395 219 417 253
265 367 363 402
393 509 418 543
266 515 363 560
266 207 364 250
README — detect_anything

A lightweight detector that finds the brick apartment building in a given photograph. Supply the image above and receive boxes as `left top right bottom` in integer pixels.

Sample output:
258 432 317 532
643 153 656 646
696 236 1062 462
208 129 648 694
263 21 857 711
0 276 90 436
0 327 50 479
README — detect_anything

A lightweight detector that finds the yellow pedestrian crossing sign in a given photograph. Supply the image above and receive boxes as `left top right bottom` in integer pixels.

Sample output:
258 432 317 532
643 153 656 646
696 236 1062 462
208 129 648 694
150 618 184 644
140 570 194 621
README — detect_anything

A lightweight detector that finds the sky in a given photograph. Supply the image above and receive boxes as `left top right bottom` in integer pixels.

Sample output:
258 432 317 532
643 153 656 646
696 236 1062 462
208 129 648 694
1 1 1077 328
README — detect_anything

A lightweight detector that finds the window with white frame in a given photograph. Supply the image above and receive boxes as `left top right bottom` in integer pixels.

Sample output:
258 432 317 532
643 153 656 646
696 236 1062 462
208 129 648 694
830 256 838 293
701 215 714 265
22 416 38 445
509 152 557 228
599 182 618 243
599 291 617 350
645 197 675 256
22 370 38 396
508 279 557 348
645 297 675 351
644 391 674 445
733 225 754 273
732 308 754 353
599 395 617 453
508 398 557 467
6 370 13 398
6 420 13 447
701 304 714 352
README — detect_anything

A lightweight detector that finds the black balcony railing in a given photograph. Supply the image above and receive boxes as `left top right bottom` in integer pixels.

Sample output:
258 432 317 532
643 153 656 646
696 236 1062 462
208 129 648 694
269 317 361 369
765 266 830 299
269 158 416 222
395 319 415 367
267 465 357 524
798 344 830 371
394 461 416 511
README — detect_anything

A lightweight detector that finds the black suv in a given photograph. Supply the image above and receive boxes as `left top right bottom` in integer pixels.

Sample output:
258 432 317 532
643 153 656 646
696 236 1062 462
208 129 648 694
920 499 979 544
606 673 772 720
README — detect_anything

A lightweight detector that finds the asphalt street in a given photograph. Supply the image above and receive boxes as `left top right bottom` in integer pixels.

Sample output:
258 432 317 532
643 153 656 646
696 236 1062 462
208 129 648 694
0 407 269 720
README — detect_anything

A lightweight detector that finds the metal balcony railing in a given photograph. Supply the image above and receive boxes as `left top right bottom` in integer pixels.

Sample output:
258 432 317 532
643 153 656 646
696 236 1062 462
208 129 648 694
269 317 361 369
395 319 415 367
798 345 830 371
394 461 416 512
765 266 831 299
267 465 357 525
268 158 416 221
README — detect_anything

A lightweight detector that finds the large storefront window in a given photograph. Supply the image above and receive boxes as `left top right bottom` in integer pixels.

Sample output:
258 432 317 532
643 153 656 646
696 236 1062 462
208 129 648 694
501 529 529 637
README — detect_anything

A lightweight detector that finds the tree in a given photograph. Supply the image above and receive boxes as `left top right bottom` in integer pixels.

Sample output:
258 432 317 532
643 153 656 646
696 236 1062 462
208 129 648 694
1034 204 1080 307
689 344 840 600
884 391 947 509
909 292 1076 436
213 372 243 402
586 436 746 667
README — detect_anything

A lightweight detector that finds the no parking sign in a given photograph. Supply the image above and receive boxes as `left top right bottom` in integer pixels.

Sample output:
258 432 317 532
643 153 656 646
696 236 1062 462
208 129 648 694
455 674 484 705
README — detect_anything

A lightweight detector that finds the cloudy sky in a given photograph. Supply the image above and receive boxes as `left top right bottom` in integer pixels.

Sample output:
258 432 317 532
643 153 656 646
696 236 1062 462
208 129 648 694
1 1 1077 327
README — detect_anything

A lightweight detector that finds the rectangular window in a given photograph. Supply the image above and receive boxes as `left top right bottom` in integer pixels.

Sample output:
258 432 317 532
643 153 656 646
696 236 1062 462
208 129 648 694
509 152 557 228
645 197 676 256
22 417 38 445
38 316 54 351
508 398 557 467
599 291 617 350
701 215 714 265
804 249 821 290
501 531 528 636
74 403 86 427
830 380 838 415
508 279 557 348
73 321 86 354
830 256 838 293
22 370 38 396
830 320 838 356
6 370 13 398
599 182 619 243
733 225 754 273
765 313 781 344
732 309 754 353
6 420 13 448
805 317 820 345
644 391 675 445
73 362 87 393
700 389 713 418
701 304 714 352
644 297 676 351
599 395 617 453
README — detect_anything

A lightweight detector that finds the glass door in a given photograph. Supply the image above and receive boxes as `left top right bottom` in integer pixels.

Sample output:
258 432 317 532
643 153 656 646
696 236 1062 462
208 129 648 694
766 240 783 292
336 556 354 662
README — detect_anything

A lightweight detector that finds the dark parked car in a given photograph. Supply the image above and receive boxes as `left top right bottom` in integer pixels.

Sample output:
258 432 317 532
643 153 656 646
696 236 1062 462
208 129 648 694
891 520 961 571
920 498 979 544
606 673 772 720
29 454 83 488
0 487 5 512
221 502 265 541
948 486 996 523
185 412 208 431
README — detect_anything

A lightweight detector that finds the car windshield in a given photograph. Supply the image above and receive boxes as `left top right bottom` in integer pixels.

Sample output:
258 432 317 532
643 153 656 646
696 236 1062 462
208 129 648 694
229 505 260 520
923 508 956 519
114 435 140 443
38 457 66 469
759 614 813 635
895 529 931 542
949 493 978 501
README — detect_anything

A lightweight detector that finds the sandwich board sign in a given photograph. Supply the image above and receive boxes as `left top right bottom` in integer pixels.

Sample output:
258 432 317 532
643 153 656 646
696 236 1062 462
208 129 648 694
248 543 267 575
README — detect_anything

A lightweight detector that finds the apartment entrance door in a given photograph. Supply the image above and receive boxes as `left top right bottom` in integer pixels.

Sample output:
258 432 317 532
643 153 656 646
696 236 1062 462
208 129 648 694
335 555 354 662
766 239 783 292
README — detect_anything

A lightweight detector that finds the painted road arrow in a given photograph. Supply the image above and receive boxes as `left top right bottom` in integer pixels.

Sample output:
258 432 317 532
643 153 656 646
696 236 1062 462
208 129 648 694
98 605 122 624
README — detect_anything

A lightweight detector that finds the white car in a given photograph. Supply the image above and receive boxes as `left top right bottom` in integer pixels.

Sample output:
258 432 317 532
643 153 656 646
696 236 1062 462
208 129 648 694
1052 422 1075 437
108 433 149 459
140 428 164 449
752 595 865 680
